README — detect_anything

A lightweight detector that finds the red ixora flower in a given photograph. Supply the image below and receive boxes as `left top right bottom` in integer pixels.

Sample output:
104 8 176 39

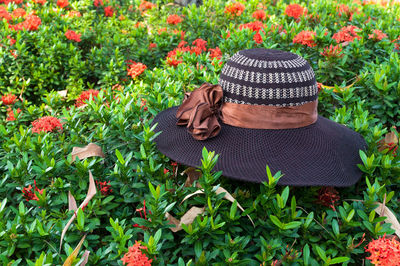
252 9 267 20
138 0 155 12
75 89 100 107
332 25 362 44
293 30 317 47
57 0 69 8
22 180 44 201
104 6 115 17
368 29 387 41
316 187 340 210
320 44 344 58
67 11 82 18
32 116 63 133
285 4 307 19
121 241 152 266
96 180 112 196
167 14 182 25
133 200 152 229
365 234 400 266
93 0 103 7
32 0 46 4
148 42 157 49
224 2 245 17
126 61 147 79
12 8 26 18
1 93 17 105
6 107 21 121
65 30 81 42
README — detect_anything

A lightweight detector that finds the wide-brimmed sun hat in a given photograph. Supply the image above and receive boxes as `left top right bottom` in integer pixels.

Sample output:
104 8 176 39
152 48 367 186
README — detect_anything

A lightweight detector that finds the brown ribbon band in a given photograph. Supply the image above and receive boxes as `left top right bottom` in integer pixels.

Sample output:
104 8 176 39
221 101 318 130
176 83 318 140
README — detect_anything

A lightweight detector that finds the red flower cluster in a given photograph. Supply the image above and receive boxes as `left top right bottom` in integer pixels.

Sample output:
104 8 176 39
316 187 340 210
127 61 147 79
57 0 69 8
293 30 317 47
208 47 222 61
1 93 17 105
6 107 21 121
332 25 362 43
138 1 155 12
166 38 209 66
32 116 63 133
94 0 103 7
239 21 265 44
22 180 44 201
224 2 245 17
365 235 400 266
7 35 16 46
9 14 42 31
133 200 152 229
67 11 82 18
167 14 182 25
32 0 46 4
252 9 266 21
96 180 112 196
285 4 307 19
75 89 100 107
320 44 344 58
368 29 387 41
149 42 157 49
121 241 152 266
0 6 12 21
65 30 81 42
104 6 114 17
12 8 26 18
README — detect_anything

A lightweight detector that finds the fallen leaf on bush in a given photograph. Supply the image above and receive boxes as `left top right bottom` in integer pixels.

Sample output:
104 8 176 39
181 186 255 226
378 131 398 152
321 77 358 93
63 234 86 266
80 250 90 266
68 191 77 211
58 90 68 98
374 202 400 238
165 207 205 232
182 167 202 187
76 104 88 110
71 143 105 161
60 171 97 251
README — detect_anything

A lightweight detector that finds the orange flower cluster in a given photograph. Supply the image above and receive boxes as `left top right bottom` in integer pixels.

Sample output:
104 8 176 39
9 14 42 31
138 0 155 12
224 2 245 17
316 187 340 210
94 0 103 7
320 44 344 58
127 61 147 79
6 107 21 121
121 241 152 266
104 6 114 17
67 11 82 18
12 8 26 18
1 93 17 105
208 47 222 60
368 29 387 41
167 14 182 25
0 6 12 21
22 180 44 201
32 0 46 4
75 89 100 107
293 30 316 47
65 30 81 42
7 35 16 45
252 9 266 21
166 38 208 67
332 25 361 43
57 0 69 8
285 4 307 19
365 235 400 266
31 116 63 133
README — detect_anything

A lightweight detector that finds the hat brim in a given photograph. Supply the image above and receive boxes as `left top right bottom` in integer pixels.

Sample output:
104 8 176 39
152 106 367 187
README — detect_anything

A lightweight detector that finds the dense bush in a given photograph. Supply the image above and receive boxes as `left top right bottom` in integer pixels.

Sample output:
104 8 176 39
0 0 400 265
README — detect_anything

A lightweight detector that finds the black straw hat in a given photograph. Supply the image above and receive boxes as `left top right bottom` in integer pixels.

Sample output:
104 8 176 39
152 48 367 186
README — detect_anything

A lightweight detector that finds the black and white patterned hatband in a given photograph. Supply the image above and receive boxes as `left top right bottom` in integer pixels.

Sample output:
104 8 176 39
218 48 318 107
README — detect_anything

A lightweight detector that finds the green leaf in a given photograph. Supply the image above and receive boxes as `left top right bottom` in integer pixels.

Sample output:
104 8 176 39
77 208 85 230
270 215 283 229
283 221 301 230
194 241 202 258
303 244 310 265
19 201 25 216
315 246 327 262
332 219 340 237
115 149 125 164
154 229 162 244
230 200 238 219
329 257 349 264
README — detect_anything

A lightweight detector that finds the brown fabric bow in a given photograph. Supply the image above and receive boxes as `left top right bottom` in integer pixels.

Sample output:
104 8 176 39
176 83 223 140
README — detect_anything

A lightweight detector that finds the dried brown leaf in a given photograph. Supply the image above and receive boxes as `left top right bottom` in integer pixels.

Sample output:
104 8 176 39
58 90 68 98
181 186 255 227
374 202 400 238
63 234 86 266
165 207 205 232
182 167 202 187
60 171 97 251
68 191 77 211
80 250 90 266
165 212 182 232
71 143 105 161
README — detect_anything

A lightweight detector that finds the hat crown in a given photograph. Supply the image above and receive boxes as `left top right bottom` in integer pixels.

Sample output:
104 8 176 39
218 48 318 107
